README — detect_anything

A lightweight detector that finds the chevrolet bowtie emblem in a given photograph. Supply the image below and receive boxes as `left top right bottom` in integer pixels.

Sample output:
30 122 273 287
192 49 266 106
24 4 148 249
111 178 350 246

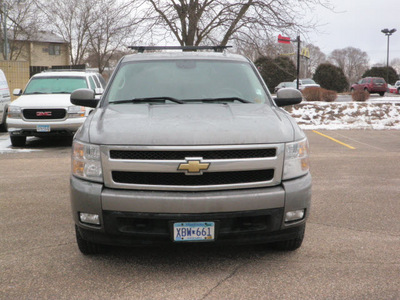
178 158 210 175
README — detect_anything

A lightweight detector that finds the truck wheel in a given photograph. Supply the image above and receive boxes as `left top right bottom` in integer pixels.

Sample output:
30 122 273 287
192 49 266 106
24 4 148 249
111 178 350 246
0 121 6 132
75 225 103 255
379 92 385 97
0 109 7 132
269 224 305 251
10 135 26 147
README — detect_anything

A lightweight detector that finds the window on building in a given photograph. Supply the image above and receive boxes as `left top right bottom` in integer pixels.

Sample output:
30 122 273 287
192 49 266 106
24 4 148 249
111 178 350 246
49 44 61 56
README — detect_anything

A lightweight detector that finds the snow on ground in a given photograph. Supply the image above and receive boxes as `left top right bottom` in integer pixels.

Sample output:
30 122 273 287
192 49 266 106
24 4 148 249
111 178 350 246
285 97 400 130
0 136 40 154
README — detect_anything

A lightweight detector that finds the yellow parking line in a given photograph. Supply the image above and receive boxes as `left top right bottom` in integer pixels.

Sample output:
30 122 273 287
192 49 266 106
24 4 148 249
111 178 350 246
312 130 356 150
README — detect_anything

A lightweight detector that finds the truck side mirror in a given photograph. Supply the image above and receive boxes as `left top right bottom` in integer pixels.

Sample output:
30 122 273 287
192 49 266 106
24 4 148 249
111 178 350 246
274 88 302 107
13 89 22 96
70 88 99 108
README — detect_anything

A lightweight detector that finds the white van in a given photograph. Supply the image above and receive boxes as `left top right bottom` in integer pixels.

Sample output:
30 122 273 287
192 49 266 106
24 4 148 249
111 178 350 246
0 69 11 131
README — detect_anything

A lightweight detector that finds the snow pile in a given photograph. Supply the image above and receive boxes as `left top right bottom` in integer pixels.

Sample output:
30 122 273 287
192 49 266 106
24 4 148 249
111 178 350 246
284 100 400 130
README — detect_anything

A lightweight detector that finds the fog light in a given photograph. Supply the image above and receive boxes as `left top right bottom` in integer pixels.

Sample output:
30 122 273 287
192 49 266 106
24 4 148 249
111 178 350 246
79 213 100 225
285 209 305 222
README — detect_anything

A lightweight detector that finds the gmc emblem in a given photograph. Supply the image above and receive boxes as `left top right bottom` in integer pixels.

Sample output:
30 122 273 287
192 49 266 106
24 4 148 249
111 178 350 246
36 111 52 117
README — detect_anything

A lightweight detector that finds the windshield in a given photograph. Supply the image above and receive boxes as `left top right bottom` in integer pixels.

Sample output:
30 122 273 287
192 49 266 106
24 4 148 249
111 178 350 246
301 79 316 85
283 82 296 88
24 77 88 94
105 60 269 104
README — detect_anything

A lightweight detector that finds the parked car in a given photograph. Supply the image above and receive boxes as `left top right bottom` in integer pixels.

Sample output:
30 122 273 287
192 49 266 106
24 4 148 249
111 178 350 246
292 78 320 90
394 80 400 94
69 46 311 254
274 81 296 93
0 68 11 132
6 70 106 147
350 77 387 96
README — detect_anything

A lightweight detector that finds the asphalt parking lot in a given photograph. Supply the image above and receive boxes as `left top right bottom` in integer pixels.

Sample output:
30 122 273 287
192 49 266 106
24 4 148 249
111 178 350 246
0 130 399 299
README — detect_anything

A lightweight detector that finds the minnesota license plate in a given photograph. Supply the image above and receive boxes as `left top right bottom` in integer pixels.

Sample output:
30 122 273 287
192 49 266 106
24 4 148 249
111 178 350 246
36 125 50 132
173 222 215 242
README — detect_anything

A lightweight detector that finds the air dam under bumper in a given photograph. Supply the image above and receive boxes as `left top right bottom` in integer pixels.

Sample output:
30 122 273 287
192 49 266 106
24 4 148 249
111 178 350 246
7 117 85 136
71 173 311 246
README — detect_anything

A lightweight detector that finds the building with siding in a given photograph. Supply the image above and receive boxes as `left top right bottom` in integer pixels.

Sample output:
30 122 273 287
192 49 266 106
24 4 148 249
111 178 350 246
2 30 70 68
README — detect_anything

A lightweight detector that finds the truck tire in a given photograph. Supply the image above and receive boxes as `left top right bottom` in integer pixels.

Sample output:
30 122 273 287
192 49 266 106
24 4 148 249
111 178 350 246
0 107 7 132
0 121 6 132
75 225 103 255
10 135 26 147
269 224 305 251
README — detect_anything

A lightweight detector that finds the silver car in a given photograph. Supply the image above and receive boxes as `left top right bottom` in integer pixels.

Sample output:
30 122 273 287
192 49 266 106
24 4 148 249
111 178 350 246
70 46 311 254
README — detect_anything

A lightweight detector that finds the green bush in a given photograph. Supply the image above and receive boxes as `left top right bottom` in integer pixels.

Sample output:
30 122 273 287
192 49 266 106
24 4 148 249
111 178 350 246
351 89 370 102
362 67 398 84
313 63 348 92
254 56 296 93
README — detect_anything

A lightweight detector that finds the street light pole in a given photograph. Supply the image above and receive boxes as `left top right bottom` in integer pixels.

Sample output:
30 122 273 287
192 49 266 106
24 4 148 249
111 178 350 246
381 28 397 83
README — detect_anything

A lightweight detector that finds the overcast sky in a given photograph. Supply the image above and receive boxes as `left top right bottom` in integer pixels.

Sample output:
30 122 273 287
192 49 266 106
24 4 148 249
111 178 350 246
307 0 399 65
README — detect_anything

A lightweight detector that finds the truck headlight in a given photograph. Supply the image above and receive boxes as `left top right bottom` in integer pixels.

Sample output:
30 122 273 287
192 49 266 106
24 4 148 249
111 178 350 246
72 141 103 182
7 106 22 118
67 106 86 118
283 138 310 180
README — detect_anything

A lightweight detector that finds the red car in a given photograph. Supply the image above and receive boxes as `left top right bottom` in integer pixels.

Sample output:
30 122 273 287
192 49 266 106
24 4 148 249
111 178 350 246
351 77 387 96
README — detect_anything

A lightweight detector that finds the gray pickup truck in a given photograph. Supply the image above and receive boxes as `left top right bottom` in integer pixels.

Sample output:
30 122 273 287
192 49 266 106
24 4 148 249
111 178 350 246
70 46 311 254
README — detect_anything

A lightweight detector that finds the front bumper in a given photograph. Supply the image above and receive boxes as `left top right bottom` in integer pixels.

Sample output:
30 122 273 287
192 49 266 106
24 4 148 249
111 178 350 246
7 117 85 137
71 173 312 246
76 212 306 246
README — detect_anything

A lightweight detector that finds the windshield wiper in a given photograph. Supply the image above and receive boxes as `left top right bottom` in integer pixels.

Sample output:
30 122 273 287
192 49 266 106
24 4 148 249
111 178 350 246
111 97 185 104
189 97 251 103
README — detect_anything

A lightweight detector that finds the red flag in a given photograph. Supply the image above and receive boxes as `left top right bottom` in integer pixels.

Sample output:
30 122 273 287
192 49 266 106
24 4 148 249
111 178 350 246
278 34 291 44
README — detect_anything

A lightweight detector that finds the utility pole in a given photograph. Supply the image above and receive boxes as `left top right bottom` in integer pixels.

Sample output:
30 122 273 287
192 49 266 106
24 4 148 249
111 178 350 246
296 35 300 89
3 2 7 60
381 28 396 83
277 34 301 89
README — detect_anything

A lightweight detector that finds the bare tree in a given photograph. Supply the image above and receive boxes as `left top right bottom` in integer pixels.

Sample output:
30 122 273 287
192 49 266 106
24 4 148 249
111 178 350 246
36 0 143 70
235 40 326 80
234 37 284 62
0 0 43 60
329 47 369 85
36 0 93 65
141 0 333 48
302 44 327 78
85 0 142 73
390 58 400 76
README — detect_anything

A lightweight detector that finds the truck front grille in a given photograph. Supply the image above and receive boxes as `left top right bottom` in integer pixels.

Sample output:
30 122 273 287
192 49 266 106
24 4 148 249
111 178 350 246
110 149 276 160
112 170 274 186
101 144 285 191
23 109 66 120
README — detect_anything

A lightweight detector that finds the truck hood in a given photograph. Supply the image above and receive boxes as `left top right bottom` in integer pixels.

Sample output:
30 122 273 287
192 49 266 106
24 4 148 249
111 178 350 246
80 103 299 145
11 94 72 108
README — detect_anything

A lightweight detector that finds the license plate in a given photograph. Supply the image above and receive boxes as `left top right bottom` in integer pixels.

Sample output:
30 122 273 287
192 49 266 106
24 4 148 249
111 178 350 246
36 125 50 132
173 222 215 242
